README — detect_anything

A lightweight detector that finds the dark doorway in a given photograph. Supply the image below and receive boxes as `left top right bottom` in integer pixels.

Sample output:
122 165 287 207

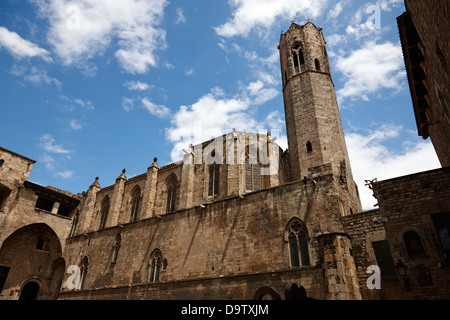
19 281 40 300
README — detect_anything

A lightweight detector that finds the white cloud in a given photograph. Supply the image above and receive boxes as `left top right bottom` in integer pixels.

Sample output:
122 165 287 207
32 0 167 74
69 119 82 130
327 1 346 20
0 26 52 62
57 95 94 111
39 134 71 154
185 68 194 76
345 125 441 210
166 76 282 161
122 97 134 112
335 41 405 102
23 66 62 88
175 8 186 24
214 0 328 37
55 170 75 179
39 154 55 170
124 80 152 91
142 98 170 118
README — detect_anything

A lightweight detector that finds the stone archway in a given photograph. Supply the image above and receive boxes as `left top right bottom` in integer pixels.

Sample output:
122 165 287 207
18 281 40 300
0 223 63 300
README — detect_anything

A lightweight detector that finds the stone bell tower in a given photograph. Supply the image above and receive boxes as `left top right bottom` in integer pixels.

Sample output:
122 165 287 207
279 21 362 213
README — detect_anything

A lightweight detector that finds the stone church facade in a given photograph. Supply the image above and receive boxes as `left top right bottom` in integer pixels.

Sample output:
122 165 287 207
0 0 449 300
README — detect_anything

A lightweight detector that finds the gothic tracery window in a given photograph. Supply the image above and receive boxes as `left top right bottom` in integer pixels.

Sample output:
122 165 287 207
112 233 121 263
149 249 163 283
100 196 110 230
287 219 310 267
208 164 220 196
245 145 260 192
79 256 89 290
129 186 141 222
166 176 177 213
292 43 305 74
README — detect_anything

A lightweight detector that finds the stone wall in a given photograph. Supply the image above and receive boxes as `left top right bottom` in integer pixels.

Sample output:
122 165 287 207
60 173 360 299
372 167 450 299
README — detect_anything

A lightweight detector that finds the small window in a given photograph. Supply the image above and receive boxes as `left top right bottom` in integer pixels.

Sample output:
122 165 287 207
36 238 44 250
404 231 425 256
306 141 312 153
0 160 4 167
149 249 163 283
314 58 320 71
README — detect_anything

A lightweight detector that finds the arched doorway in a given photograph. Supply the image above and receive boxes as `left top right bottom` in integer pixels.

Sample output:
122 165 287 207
0 223 63 300
19 281 40 300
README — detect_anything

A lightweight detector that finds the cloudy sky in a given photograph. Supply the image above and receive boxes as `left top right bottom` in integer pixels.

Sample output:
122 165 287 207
0 0 441 209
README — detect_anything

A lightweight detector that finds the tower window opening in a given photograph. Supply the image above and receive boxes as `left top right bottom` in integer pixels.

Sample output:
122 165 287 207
166 176 177 213
292 43 305 74
314 58 320 71
306 141 312 153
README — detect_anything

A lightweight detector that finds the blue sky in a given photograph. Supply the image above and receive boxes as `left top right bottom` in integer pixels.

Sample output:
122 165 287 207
0 0 441 209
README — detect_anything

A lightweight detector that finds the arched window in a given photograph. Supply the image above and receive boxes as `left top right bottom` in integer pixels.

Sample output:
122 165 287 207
404 231 425 256
287 219 310 267
245 145 260 192
79 256 89 290
314 58 320 71
306 141 312 153
69 211 79 237
292 43 305 74
100 196 110 229
112 234 121 263
149 249 163 283
129 186 141 222
166 176 177 213
208 164 220 196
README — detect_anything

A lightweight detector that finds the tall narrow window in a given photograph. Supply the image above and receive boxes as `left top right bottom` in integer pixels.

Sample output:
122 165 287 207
292 43 304 74
69 211 79 237
149 249 162 283
129 186 141 222
208 164 220 196
306 141 312 153
314 58 321 71
100 196 110 229
166 176 177 213
372 240 396 278
287 219 310 267
245 146 260 192
431 212 450 263
112 234 121 263
79 256 89 290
